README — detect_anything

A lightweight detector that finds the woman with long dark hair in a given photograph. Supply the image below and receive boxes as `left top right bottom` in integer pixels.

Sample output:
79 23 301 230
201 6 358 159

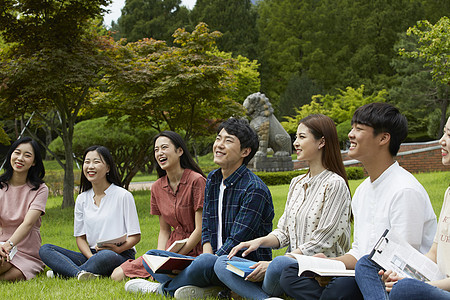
111 131 206 281
39 145 141 279
213 114 352 299
0 137 48 281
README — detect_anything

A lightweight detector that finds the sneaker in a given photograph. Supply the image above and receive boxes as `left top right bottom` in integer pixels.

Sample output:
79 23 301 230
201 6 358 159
124 278 160 294
77 270 100 281
174 285 223 299
46 270 54 278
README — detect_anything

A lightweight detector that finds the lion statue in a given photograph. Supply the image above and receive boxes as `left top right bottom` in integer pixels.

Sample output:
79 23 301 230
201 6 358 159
243 92 292 157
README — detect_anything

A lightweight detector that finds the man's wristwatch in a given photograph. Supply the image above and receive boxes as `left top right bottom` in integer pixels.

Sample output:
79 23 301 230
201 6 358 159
7 240 14 247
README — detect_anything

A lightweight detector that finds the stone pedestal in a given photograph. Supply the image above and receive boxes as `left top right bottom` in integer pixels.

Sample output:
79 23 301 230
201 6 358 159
250 155 293 172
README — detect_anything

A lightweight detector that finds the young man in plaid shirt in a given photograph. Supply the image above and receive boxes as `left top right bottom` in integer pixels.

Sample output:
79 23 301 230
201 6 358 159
125 118 274 299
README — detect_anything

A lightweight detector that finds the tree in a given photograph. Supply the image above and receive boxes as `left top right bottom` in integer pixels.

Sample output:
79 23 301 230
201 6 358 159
49 117 158 189
0 0 113 208
389 33 445 139
191 0 258 59
278 72 324 118
256 0 449 109
104 23 246 141
399 16 450 134
112 0 191 43
281 85 387 147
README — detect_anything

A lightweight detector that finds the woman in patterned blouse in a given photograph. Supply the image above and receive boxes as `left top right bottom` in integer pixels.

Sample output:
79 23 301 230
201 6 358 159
214 114 352 299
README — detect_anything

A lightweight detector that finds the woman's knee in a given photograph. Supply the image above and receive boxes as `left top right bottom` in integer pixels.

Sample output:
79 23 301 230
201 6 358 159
39 243 55 260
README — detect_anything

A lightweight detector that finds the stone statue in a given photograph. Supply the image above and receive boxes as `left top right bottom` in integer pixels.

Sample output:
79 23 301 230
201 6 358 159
243 92 292 157
243 92 293 171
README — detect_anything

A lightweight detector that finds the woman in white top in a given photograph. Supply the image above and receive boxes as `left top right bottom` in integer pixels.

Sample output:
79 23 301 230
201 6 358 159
39 145 141 280
214 114 352 299
355 116 450 300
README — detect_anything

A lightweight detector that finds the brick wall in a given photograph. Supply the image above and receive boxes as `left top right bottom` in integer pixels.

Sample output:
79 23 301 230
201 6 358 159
293 140 446 174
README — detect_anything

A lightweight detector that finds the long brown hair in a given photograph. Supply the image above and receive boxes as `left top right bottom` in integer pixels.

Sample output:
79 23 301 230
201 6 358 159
299 114 349 191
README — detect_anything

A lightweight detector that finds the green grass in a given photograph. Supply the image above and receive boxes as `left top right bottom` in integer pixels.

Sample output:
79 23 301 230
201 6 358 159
5 171 449 298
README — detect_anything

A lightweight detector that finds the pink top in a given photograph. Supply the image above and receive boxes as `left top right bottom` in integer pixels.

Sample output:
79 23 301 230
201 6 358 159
151 169 205 256
0 183 48 279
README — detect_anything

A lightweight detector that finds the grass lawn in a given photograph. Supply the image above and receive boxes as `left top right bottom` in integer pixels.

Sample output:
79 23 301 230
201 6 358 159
3 171 449 298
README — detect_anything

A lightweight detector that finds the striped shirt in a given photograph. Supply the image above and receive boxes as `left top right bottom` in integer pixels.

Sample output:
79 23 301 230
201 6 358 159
202 164 274 261
271 169 351 257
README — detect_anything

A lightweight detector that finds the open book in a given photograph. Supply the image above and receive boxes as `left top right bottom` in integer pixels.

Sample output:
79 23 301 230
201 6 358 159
142 254 194 274
369 229 445 282
0 242 17 260
166 238 189 253
96 234 127 248
290 253 355 277
226 260 255 278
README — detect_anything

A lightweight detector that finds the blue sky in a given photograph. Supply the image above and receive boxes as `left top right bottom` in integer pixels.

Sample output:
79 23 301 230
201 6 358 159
103 0 197 27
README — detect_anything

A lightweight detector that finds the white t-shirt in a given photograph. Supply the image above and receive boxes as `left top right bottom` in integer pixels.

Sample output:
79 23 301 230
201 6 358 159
217 181 226 249
348 162 436 261
74 183 141 248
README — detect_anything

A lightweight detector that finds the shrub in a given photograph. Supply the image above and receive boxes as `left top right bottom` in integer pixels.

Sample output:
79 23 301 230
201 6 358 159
346 167 365 180
254 170 308 186
253 167 365 186
45 169 81 196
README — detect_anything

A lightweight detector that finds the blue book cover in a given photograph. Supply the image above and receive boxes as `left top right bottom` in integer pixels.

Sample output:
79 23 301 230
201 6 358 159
226 260 255 278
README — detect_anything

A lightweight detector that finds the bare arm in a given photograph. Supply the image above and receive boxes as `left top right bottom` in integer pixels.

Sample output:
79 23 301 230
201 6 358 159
203 242 214 254
157 216 171 250
178 209 202 255
0 209 42 260
76 235 94 259
425 243 437 263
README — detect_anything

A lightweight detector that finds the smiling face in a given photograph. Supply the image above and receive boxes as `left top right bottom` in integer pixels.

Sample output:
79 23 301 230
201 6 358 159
10 142 35 175
154 136 183 172
348 123 382 163
439 117 450 166
83 150 110 184
213 128 249 176
293 123 323 163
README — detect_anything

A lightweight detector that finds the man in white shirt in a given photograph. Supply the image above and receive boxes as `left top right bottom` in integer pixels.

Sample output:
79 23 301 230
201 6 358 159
279 102 437 300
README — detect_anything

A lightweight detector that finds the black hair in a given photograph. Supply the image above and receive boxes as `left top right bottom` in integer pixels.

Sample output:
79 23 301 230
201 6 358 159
352 102 408 156
217 118 259 166
79 145 122 193
152 131 205 178
0 136 45 190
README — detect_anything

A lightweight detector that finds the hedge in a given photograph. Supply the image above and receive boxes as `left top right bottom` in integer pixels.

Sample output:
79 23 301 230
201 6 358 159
254 166 365 186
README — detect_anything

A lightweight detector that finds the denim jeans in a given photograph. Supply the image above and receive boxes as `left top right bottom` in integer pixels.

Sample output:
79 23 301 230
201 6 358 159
356 254 450 300
214 255 295 299
280 262 363 300
389 278 450 299
142 250 224 297
355 254 389 299
39 243 135 277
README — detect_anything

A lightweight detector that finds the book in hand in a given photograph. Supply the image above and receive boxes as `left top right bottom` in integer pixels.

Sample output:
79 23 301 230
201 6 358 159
289 253 355 277
142 254 194 274
0 242 18 260
369 229 445 282
166 238 189 253
96 234 127 248
226 260 255 278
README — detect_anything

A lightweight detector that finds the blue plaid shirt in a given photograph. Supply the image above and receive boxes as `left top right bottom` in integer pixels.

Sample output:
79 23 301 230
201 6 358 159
202 164 274 261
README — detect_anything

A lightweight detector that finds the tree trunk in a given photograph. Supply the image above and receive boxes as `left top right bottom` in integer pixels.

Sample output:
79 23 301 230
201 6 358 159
61 132 75 208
